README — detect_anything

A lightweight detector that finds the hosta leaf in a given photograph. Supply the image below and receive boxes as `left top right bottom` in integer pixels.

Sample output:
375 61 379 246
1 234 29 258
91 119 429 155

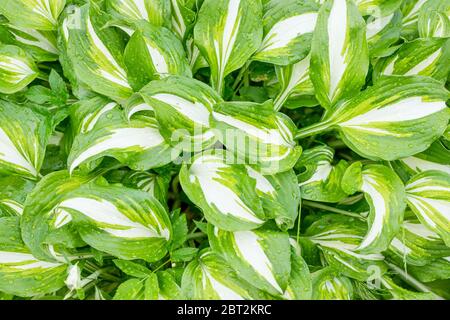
342 163 406 254
354 0 403 17
305 214 387 281
405 170 450 246
310 0 369 110
0 0 66 31
0 176 35 217
311 267 353 300
283 241 312 300
181 249 268 300
121 170 170 206
106 0 171 28
170 0 195 39
298 76 450 161
0 44 38 94
0 25 59 62
68 108 176 174
246 167 300 230
366 11 402 59
0 100 51 179
21 171 90 260
252 0 319 66
374 38 450 83
208 224 291 296
401 0 430 39
381 275 438 300
194 0 263 93
140 75 222 152
123 20 192 91
124 93 154 119
63 4 132 102
387 220 450 266
418 6 450 38
397 140 450 175
58 182 172 262
296 145 349 203
179 149 266 231
0 217 67 297
273 54 316 111
407 256 450 282
211 100 302 174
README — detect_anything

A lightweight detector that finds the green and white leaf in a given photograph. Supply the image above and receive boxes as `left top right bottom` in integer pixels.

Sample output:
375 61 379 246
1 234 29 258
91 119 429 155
0 0 66 31
181 249 267 300
58 182 172 262
2 25 59 62
246 166 300 230
140 75 222 152
179 149 267 231
283 240 312 300
212 100 302 174
419 5 450 38
68 108 176 174
311 267 353 300
194 0 263 93
106 0 171 28
305 214 387 281
0 44 38 94
273 54 316 111
310 0 369 110
63 4 132 102
252 0 319 66
296 145 349 203
123 93 155 120
0 217 67 297
123 20 192 90
0 176 35 217
374 38 450 83
0 100 51 179
298 76 450 161
366 11 402 59
342 163 406 254
405 170 450 246
208 224 291 296
397 140 450 175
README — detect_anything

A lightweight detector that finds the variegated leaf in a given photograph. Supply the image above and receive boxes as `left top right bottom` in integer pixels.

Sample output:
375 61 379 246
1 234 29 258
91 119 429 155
140 75 222 152
310 0 369 110
273 54 316 111
21 171 90 260
121 170 170 206
106 0 171 28
0 176 35 217
0 0 66 31
305 214 387 281
212 100 302 174
123 20 192 90
311 267 353 300
354 0 403 17
63 4 133 102
57 182 172 262
181 249 268 299
179 149 267 231
0 217 68 297
297 76 450 161
342 163 406 254
374 38 450 83
401 0 430 38
387 220 450 266
283 240 312 300
1 25 59 62
418 6 450 38
194 0 263 93
68 107 176 174
0 100 51 179
252 0 319 66
397 140 450 175
366 11 402 59
246 166 300 230
208 224 291 296
407 256 450 283
296 145 349 203
0 44 38 94
405 170 450 246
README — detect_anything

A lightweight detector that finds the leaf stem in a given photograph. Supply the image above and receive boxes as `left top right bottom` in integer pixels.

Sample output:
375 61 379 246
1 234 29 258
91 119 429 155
186 232 206 240
295 121 333 140
302 200 366 221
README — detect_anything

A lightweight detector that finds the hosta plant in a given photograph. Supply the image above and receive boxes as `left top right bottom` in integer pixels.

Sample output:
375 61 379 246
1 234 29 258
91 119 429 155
0 0 448 301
